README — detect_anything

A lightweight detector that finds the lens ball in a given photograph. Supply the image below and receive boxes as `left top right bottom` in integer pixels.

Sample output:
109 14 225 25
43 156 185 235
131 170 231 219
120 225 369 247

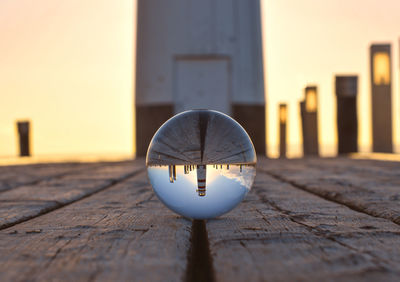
146 109 256 219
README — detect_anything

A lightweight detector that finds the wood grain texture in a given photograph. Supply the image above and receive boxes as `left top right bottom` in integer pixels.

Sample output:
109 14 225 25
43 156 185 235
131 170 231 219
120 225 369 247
258 158 400 225
0 162 144 229
0 162 99 192
1 157 400 281
0 171 191 282
207 170 400 281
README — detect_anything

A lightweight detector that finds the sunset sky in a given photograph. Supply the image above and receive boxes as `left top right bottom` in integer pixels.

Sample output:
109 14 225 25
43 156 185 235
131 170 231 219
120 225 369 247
0 0 399 159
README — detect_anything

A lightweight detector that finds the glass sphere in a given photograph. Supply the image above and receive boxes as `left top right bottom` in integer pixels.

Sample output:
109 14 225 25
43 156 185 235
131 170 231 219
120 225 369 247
146 109 256 219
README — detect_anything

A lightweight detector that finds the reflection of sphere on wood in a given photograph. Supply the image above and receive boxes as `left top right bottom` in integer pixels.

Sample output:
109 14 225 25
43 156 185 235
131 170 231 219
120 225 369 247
146 110 257 219
146 109 257 166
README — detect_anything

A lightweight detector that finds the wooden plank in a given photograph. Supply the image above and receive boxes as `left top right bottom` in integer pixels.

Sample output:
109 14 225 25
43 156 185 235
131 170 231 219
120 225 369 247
0 171 191 282
258 158 400 224
0 162 144 229
0 200 57 230
206 170 400 281
1 157 399 281
59 162 143 181
255 172 400 265
259 157 400 182
0 162 99 192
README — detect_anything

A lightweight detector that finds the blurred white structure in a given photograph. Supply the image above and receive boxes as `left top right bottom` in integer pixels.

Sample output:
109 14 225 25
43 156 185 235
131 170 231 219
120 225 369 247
135 0 265 156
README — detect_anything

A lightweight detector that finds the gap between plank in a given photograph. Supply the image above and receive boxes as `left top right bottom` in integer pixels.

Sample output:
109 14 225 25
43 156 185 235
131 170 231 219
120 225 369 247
0 163 107 194
261 170 400 227
253 186 392 270
0 168 145 231
185 220 215 282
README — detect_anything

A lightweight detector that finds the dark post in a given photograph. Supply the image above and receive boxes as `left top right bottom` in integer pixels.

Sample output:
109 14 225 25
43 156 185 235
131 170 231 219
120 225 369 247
300 86 319 156
136 106 173 157
279 104 287 158
335 76 358 154
370 44 393 153
232 105 266 155
17 121 31 157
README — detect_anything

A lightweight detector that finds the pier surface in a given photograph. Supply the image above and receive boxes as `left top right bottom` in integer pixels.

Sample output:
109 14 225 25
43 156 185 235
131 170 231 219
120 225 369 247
1 157 400 281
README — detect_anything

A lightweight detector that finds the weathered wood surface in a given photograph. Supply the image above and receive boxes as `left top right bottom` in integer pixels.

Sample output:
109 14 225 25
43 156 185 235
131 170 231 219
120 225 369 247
258 157 400 225
0 157 399 281
0 162 191 282
0 162 99 192
207 170 400 281
0 162 144 229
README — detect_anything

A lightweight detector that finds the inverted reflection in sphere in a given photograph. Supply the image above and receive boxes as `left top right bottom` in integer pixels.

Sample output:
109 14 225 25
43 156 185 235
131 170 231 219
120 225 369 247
146 110 256 219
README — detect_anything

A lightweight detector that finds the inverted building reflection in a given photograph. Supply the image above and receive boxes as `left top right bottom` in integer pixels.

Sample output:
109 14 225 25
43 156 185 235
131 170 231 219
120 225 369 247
162 164 251 197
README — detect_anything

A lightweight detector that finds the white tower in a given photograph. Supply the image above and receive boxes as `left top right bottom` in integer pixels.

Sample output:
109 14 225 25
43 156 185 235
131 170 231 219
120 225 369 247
136 0 265 156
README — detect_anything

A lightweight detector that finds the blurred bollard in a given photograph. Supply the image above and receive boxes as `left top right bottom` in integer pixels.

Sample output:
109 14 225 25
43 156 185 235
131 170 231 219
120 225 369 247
17 121 31 157
370 44 393 153
335 76 358 154
279 104 287 158
300 86 319 156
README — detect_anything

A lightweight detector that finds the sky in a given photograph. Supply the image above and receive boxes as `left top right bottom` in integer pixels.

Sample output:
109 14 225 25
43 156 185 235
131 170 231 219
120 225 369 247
0 0 134 158
0 0 399 159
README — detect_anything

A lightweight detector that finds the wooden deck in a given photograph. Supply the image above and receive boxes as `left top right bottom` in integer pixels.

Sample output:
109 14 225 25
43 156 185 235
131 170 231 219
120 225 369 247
0 157 400 281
